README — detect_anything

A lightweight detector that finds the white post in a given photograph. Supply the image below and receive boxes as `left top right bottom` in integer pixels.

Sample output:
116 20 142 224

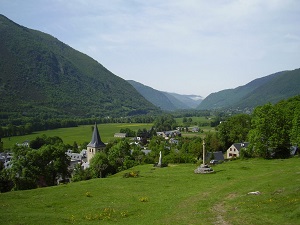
202 139 206 165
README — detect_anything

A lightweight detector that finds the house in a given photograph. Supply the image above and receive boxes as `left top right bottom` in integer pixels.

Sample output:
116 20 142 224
169 138 179 145
290 146 299 156
156 130 181 139
114 133 127 138
16 140 30 147
0 152 13 169
189 127 200 132
226 142 249 159
206 151 224 163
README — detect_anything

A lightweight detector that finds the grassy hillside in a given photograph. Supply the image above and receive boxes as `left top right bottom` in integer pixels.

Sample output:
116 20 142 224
0 14 158 120
1 158 299 224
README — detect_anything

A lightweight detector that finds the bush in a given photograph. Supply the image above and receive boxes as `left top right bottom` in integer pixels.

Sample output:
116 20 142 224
123 171 140 178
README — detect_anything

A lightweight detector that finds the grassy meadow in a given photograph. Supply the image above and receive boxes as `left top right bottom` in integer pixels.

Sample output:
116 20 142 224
2 123 153 149
2 117 216 149
1 158 299 225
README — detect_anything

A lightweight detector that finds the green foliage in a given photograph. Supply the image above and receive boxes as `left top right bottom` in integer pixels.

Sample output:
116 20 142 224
8 137 70 190
119 128 136 137
248 97 300 158
239 147 254 159
71 164 92 182
89 151 109 178
153 114 177 131
217 114 252 149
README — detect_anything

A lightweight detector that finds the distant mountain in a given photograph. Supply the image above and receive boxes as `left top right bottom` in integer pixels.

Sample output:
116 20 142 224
0 14 159 120
164 93 203 109
127 80 203 111
197 69 300 110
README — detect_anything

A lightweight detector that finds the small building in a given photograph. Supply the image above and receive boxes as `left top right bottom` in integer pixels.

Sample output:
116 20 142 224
169 138 179 145
0 152 13 169
156 130 181 139
206 151 224 163
114 133 127 138
290 146 299 156
226 142 249 159
16 140 30 147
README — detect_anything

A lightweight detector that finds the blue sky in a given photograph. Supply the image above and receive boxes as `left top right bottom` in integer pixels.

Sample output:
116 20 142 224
1 0 300 97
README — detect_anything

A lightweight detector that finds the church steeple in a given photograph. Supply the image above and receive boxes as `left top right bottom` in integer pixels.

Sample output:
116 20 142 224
86 123 106 163
87 122 105 148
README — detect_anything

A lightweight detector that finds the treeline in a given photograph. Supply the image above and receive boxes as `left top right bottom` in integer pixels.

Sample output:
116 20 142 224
0 115 155 138
0 109 219 139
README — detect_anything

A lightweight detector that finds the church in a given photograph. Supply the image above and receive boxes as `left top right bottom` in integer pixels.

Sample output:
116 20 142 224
86 123 106 163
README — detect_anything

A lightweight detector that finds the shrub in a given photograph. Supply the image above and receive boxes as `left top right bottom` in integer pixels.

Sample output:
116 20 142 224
123 171 140 178
139 196 149 202
85 192 92 197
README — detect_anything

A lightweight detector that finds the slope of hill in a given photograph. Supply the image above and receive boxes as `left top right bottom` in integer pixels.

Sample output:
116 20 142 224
235 68 300 108
197 70 300 110
1 158 299 224
127 80 176 111
127 80 203 111
163 92 203 109
0 15 158 120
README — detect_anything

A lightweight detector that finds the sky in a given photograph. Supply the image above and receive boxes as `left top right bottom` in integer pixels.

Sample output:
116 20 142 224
1 0 300 97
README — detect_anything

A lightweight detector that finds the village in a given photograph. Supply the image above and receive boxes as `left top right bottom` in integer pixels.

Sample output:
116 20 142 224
2 122 298 186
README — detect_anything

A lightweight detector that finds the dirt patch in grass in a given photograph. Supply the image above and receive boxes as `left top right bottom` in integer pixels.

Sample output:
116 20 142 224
212 202 230 225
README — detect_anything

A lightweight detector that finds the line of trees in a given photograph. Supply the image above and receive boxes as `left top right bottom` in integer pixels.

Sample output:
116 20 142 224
0 115 156 138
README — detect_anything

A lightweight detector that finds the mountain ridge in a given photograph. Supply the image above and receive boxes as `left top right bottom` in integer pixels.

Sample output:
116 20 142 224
0 14 159 120
127 80 203 111
197 69 300 110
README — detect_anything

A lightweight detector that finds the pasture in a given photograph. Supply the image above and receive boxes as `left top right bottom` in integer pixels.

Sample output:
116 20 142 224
1 158 299 224
2 123 153 149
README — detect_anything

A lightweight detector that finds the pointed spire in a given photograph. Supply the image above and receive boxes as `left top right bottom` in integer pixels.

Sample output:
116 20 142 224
87 122 106 148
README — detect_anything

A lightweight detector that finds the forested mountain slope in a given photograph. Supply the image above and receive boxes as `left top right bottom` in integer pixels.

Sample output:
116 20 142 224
197 70 300 110
127 80 177 111
0 15 158 121
234 68 300 108
127 80 203 111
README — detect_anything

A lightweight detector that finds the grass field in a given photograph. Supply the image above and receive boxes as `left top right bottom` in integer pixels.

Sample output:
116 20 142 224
2 123 153 149
1 157 299 225
2 121 215 149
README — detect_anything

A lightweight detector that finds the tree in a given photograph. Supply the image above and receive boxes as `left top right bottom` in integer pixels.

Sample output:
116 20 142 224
154 115 177 131
9 140 70 190
217 114 251 149
290 104 300 146
89 152 109 178
107 140 131 172
248 104 290 158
